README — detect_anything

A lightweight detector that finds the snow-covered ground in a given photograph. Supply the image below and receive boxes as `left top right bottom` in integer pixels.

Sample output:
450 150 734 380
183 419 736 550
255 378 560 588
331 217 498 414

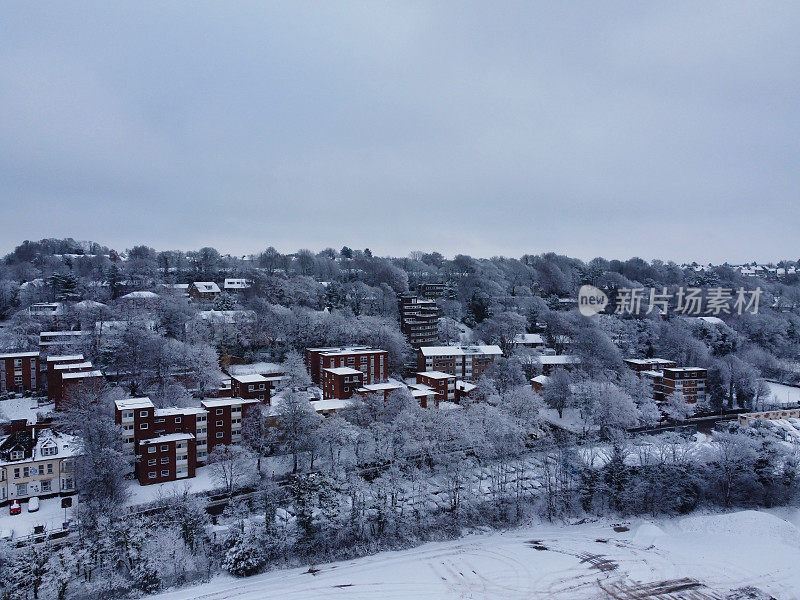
146 510 800 600
766 381 800 407
0 495 75 539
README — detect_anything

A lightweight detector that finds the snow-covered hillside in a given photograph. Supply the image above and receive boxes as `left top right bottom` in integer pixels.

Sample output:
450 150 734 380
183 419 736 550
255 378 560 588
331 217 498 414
147 510 800 600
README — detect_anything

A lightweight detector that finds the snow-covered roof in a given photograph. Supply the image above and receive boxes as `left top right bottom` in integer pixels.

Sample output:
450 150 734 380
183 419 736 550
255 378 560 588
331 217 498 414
310 399 351 412
61 370 102 379
513 333 545 345
0 351 39 359
313 347 387 357
46 354 84 362
418 370 456 380
155 406 207 416
0 429 78 466
231 373 269 384
200 398 261 408
358 379 404 392
531 375 550 385
538 355 580 365
139 432 195 445
224 278 251 289
53 361 93 371
121 291 159 299
324 367 363 376
75 300 107 310
456 380 477 393
192 282 221 293
0 397 44 426
115 397 154 410
419 345 502 357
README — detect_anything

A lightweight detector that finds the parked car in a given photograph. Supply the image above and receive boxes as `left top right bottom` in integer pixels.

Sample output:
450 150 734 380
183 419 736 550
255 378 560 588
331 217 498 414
27 496 39 512
9 500 21 515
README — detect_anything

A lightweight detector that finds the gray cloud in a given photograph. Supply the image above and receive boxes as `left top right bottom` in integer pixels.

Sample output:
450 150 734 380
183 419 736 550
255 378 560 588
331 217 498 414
2 2 798 262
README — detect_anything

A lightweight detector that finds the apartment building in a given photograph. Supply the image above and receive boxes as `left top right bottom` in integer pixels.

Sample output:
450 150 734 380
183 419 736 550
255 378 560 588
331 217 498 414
418 283 452 299
200 398 261 453
48 358 95 404
623 358 678 401
115 397 206 485
322 367 363 400
59 370 104 411
399 294 439 348
662 367 707 404
0 426 77 505
230 374 271 403
224 278 251 292
0 351 40 394
417 345 502 381
39 330 90 352
416 371 456 403
46 354 84 396
305 347 388 386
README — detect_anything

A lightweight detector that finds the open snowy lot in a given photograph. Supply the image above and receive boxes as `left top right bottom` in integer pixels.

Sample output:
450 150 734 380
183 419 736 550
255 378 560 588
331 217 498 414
766 381 800 407
148 510 800 600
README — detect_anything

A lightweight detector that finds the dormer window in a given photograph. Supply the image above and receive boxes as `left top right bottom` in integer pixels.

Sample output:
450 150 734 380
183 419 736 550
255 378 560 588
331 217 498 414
41 445 57 457
10 450 24 461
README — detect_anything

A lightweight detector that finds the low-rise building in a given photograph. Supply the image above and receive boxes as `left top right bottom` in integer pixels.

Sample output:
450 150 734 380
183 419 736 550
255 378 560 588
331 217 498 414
0 351 40 394
662 367 707 404
224 278 251 292
49 361 95 404
537 355 580 375
39 330 90 352
306 347 389 386
59 370 104 410
416 371 456 403
200 398 261 453
322 367 364 400
190 282 221 301
118 290 161 311
417 345 502 381
0 426 78 505
230 374 271 403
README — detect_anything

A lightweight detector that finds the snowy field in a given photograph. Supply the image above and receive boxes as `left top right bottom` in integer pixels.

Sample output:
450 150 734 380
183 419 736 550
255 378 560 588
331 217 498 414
148 510 800 600
766 381 800 407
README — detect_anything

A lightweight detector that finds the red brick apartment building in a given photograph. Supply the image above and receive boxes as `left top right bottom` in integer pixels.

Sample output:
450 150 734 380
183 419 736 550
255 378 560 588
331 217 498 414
305 347 388 386
399 295 439 348
116 396 264 485
416 371 456 403
417 345 502 381
230 374 271 402
59 370 104 410
48 357 95 404
662 367 707 404
322 367 363 399
201 398 261 452
0 352 40 394
115 397 206 485
46 354 84 398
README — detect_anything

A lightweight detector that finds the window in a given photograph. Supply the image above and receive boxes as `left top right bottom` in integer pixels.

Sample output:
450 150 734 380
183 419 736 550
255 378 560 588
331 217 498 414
258 384 265 390
41 480 51 493
216 420 223 426
248 384 254 391
123 411 133 419
148 459 156 466
148 472 156 479
13 468 20 479
216 432 223 438
147 446 156 454
41 445 57 457
160 457 169 464
155 418 165 423
10 450 24 461
16 483 27 496
23 467 29 478
139 410 148 417
13 359 21 367
161 470 170 477
46 464 53 474
175 417 181 424
160 445 168 452
139 423 148 430
62 477 74 490
216 408 223 415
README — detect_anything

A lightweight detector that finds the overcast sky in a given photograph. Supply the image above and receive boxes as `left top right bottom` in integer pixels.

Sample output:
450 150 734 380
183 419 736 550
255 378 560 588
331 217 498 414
2 3 798 263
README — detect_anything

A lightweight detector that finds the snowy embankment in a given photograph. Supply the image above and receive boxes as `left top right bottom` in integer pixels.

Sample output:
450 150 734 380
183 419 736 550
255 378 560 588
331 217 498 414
146 510 800 600
766 381 800 407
